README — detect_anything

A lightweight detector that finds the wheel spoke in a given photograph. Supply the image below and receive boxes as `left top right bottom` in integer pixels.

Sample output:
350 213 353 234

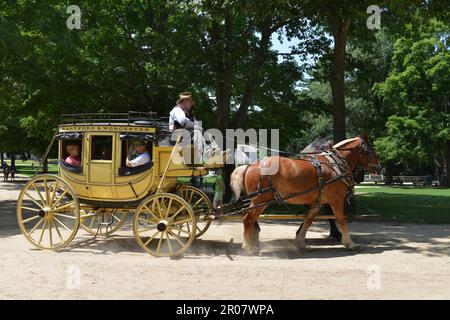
27 218 44 236
51 189 69 209
165 231 173 254
155 233 163 255
188 191 194 204
21 215 41 224
143 205 160 221
50 182 59 205
165 197 173 219
170 226 191 236
137 216 158 225
87 215 95 230
143 230 160 247
168 230 187 247
154 197 163 217
171 218 193 226
22 206 41 212
170 205 186 220
44 178 49 206
53 216 71 232
52 218 64 242
137 225 157 233
31 183 46 207
53 213 76 220
52 202 75 213
24 192 44 209
38 220 47 244
192 198 203 209
48 219 53 247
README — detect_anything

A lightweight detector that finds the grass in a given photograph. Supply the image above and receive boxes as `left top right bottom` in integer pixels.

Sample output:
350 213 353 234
3 159 58 177
261 185 450 224
354 186 450 224
177 176 217 185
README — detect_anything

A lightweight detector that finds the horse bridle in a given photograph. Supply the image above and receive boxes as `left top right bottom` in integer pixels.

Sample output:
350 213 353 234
335 138 374 162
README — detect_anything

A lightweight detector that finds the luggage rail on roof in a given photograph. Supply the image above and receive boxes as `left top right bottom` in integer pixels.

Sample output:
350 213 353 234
61 111 165 127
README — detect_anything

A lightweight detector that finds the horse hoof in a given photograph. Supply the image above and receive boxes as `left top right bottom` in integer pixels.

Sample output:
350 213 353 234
242 244 260 256
294 241 307 251
347 244 361 251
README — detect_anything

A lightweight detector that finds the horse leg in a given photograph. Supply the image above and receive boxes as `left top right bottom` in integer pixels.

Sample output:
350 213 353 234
295 206 320 250
242 204 267 255
328 220 342 241
329 200 360 251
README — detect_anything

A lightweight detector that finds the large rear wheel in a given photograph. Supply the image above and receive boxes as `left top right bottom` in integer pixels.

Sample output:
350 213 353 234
80 209 127 236
176 185 212 238
133 193 196 257
17 175 80 250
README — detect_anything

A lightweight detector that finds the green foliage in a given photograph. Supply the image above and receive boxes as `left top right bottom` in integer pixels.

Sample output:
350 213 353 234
373 17 450 173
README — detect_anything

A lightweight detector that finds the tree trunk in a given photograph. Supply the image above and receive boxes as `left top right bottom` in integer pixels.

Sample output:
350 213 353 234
442 140 450 187
330 31 348 143
10 153 16 169
0 152 4 168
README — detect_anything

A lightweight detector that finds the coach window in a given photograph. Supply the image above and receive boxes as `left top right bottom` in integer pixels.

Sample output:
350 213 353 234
91 136 113 161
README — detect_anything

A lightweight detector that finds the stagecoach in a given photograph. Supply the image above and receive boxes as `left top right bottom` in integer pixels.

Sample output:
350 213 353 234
17 111 381 257
16 112 225 257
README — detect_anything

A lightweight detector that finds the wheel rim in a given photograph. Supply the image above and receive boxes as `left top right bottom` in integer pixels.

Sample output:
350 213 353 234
17 175 80 250
176 186 212 238
80 209 127 236
133 193 196 257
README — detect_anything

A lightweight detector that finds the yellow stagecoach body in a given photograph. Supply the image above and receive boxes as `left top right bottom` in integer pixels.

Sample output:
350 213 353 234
57 122 208 205
17 112 220 257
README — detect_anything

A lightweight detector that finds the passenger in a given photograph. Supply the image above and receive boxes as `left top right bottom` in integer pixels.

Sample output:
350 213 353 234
126 140 150 168
65 144 81 166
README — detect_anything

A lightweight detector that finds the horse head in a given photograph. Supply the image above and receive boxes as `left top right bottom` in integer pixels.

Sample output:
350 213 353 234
356 135 382 174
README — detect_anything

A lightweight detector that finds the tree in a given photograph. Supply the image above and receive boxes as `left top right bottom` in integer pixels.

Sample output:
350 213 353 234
373 17 450 185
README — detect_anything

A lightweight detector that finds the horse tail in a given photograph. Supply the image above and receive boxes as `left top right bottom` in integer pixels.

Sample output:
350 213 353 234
230 165 248 203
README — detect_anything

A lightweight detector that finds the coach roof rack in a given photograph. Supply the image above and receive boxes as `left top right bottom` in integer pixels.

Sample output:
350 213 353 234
60 111 167 127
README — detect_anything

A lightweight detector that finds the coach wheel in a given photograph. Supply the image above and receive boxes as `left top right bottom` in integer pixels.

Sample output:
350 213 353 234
80 209 127 236
17 174 80 250
133 193 196 257
176 185 212 238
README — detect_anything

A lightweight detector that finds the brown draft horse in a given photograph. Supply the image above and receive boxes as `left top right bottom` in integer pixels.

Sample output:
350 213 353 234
230 135 382 254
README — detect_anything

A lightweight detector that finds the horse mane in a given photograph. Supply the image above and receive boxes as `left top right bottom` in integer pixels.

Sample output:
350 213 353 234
332 137 360 149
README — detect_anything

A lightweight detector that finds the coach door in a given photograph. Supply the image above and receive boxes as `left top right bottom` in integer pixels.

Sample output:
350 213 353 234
87 133 114 186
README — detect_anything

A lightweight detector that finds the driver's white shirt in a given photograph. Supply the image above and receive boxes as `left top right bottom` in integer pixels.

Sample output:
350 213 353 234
169 105 201 131
128 151 150 167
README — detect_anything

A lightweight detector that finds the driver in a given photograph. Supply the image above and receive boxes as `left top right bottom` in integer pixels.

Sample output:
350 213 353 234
126 140 150 168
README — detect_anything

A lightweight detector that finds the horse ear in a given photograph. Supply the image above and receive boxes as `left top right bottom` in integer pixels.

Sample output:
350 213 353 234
363 134 369 142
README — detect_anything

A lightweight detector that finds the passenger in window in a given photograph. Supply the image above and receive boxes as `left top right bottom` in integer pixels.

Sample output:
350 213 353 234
65 144 81 166
126 140 150 168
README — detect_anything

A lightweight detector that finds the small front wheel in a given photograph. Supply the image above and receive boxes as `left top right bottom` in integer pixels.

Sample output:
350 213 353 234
133 193 196 257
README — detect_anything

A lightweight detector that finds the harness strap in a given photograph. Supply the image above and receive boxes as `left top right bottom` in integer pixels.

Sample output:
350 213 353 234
310 156 323 208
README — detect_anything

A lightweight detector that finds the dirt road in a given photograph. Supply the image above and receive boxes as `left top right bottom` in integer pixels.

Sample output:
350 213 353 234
1 178 449 299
